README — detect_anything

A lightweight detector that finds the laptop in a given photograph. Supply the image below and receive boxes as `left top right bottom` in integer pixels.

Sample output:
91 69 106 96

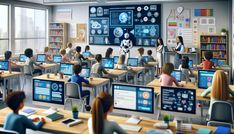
80 68 91 78
171 70 182 82
127 58 138 67
19 54 27 62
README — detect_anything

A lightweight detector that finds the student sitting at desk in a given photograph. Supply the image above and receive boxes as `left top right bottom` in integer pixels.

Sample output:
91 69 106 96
137 47 147 67
200 51 215 70
4 91 45 134
159 63 183 87
4 51 18 68
114 55 128 70
147 50 156 62
68 64 91 111
178 56 193 82
44 47 52 62
105 48 113 58
88 92 127 134
91 54 109 78
201 70 234 115
60 49 70 63
25 48 43 75
75 46 88 67
84 45 93 57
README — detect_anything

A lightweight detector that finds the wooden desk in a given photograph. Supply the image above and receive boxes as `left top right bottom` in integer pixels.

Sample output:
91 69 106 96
33 74 110 96
106 69 128 82
0 107 233 134
147 79 196 89
14 62 58 73
0 71 21 100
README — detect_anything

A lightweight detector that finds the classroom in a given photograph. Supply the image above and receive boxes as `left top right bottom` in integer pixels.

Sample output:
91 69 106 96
0 0 233 133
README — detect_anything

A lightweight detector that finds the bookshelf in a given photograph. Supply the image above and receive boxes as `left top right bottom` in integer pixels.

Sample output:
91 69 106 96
49 22 68 54
200 35 228 65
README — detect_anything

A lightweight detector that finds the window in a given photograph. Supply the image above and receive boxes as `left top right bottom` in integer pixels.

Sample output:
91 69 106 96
15 7 47 54
0 5 9 55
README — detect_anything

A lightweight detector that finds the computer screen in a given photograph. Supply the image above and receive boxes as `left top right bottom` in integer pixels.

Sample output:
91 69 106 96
198 70 215 89
112 84 154 114
0 61 9 71
36 54 46 63
188 60 193 68
19 54 27 62
143 56 149 63
217 60 226 66
210 58 217 66
171 70 182 82
80 68 90 78
60 63 74 75
102 58 114 69
53 55 62 63
113 56 119 64
82 52 91 58
33 79 64 106
127 58 138 67
161 86 196 114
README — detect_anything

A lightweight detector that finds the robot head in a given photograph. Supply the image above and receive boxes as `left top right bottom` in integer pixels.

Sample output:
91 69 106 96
124 33 129 39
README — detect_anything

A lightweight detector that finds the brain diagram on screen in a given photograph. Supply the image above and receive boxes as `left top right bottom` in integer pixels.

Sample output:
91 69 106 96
89 4 161 47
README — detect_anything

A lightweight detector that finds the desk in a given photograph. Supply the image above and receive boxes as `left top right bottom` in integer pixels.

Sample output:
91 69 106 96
33 74 110 96
0 71 21 100
106 69 128 82
0 107 232 134
147 79 195 89
129 67 145 84
14 62 58 73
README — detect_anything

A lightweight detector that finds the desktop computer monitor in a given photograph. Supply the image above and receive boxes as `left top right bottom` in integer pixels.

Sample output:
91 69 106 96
171 70 182 82
19 54 27 62
53 55 62 63
161 86 196 115
82 52 91 58
113 56 119 64
210 58 217 66
80 68 90 78
143 56 149 63
36 54 46 63
112 83 154 122
127 58 138 67
102 58 114 69
188 60 193 68
60 63 74 76
198 70 215 89
217 60 226 66
0 61 9 71
33 79 65 108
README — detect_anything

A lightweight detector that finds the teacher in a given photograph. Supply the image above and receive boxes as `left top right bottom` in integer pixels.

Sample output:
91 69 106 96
174 36 185 69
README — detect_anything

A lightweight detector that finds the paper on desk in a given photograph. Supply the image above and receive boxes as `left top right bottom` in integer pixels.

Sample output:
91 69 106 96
42 108 57 115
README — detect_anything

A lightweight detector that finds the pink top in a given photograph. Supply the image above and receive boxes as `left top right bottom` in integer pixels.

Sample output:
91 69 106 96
159 74 179 87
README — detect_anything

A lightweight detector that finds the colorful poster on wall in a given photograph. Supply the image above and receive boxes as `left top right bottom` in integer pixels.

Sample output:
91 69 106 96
76 24 87 43
194 9 213 17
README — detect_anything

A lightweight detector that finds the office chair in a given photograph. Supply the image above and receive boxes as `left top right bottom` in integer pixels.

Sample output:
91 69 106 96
207 100 233 128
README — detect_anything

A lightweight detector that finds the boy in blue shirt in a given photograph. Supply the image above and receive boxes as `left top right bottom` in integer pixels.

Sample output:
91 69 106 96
68 64 91 111
4 91 45 134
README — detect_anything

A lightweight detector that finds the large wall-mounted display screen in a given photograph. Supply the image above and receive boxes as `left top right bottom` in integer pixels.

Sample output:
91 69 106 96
89 4 161 47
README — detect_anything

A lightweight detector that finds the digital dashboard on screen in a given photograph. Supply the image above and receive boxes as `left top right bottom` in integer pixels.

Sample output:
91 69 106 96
89 4 161 47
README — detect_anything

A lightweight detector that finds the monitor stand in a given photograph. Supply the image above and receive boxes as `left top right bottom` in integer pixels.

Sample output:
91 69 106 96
42 107 58 115
126 115 141 124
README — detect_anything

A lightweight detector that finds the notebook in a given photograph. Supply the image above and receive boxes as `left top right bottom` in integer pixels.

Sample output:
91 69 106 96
46 113 64 121
19 108 36 116
148 129 173 134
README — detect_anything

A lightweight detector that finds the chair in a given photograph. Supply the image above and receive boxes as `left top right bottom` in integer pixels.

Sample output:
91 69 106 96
65 82 89 112
207 100 233 128
0 128 19 134
21 65 40 91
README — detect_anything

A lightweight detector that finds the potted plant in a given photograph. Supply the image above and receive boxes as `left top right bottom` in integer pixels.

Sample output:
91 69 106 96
163 115 170 125
221 28 227 35
72 106 79 119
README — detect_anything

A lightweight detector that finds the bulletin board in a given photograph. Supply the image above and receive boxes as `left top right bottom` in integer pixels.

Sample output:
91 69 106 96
89 4 161 47
166 8 192 47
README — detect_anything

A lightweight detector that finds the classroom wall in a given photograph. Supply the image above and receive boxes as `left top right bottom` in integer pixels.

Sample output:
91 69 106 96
52 0 230 59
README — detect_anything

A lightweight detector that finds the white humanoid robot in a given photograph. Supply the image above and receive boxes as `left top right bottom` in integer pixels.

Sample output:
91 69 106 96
119 33 133 59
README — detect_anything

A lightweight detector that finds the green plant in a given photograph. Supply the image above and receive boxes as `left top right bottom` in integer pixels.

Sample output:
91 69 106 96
221 28 227 33
163 115 169 121
72 106 78 112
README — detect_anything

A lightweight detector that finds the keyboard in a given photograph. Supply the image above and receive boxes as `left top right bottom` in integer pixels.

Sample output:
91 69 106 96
119 124 142 132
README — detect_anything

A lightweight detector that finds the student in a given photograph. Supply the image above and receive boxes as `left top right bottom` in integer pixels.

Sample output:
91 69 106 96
84 45 93 57
178 56 193 82
147 50 156 62
60 49 70 63
137 47 147 66
200 51 215 70
75 46 88 66
44 47 52 62
4 51 17 67
24 48 43 75
91 54 108 77
68 64 91 111
4 91 45 134
156 37 164 74
159 63 183 87
65 42 73 54
201 70 234 115
173 36 185 69
88 92 127 134
114 55 128 70
105 48 113 58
